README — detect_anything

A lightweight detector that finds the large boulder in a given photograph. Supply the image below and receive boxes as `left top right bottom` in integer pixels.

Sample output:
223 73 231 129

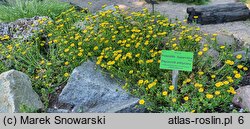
0 70 44 113
233 86 250 111
58 60 143 113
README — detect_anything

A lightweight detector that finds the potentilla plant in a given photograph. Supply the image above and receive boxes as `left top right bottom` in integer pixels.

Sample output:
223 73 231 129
0 6 248 112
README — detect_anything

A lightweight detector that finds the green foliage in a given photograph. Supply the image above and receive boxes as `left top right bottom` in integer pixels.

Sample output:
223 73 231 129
19 104 39 113
0 61 8 73
0 0 70 22
0 6 248 112
0 7 87 108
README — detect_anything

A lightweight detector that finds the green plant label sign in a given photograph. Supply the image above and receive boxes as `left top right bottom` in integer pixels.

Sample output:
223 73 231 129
160 50 193 71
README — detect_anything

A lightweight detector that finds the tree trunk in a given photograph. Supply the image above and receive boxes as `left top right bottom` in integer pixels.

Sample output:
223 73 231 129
187 2 250 25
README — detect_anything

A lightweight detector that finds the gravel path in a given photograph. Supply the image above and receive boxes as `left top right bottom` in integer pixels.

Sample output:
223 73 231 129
61 0 250 46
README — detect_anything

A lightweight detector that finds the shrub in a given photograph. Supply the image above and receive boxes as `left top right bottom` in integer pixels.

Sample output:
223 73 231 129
0 6 248 112
0 0 70 22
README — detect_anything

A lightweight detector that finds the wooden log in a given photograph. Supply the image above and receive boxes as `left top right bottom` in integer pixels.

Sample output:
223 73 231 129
187 2 250 25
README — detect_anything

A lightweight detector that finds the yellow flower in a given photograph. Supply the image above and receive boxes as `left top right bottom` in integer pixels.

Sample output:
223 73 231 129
186 79 191 83
35 76 40 79
243 67 248 71
64 61 69 66
64 73 70 77
202 47 208 52
48 33 52 37
236 54 242 59
129 70 133 74
107 61 115 65
169 85 175 91
227 87 236 94
223 81 229 85
64 48 69 53
220 46 225 49
229 61 235 65
237 65 244 69
191 110 196 113
172 43 177 48
198 51 203 56
194 16 199 19
198 71 204 76
131 34 136 39
47 62 52 66
148 82 157 89
198 88 204 93
184 96 189 101
235 73 241 79
78 52 83 56
78 42 83 46
233 70 238 74
215 82 223 87
6 55 11 59
172 98 177 103
215 91 220 95
138 60 144 64
146 59 153 63
139 99 145 105
206 94 213 99
211 75 216 79
40 60 45 65
162 91 168 96
194 83 203 88
126 53 132 58
135 53 140 57
212 33 218 37
225 60 234 65
94 46 99 51
138 80 144 85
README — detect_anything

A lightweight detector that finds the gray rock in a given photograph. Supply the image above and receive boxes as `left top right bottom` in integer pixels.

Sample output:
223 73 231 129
233 86 250 111
0 16 49 41
99 4 117 12
205 48 221 67
240 76 250 86
206 48 219 58
59 60 143 113
47 108 70 113
216 34 238 47
0 70 44 113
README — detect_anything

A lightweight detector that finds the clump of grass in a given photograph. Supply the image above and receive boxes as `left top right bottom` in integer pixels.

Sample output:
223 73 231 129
0 0 71 22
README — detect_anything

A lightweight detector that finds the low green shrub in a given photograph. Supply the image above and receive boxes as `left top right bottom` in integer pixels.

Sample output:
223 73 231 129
0 0 70 22
0 6 248 112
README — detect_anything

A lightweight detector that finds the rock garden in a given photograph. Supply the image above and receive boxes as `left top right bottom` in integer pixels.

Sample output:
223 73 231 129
0 0 250 113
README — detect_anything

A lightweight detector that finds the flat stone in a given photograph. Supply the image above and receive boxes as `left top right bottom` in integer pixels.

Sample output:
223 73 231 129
233 86 250 111
59 60 143 113
0 70 44 113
